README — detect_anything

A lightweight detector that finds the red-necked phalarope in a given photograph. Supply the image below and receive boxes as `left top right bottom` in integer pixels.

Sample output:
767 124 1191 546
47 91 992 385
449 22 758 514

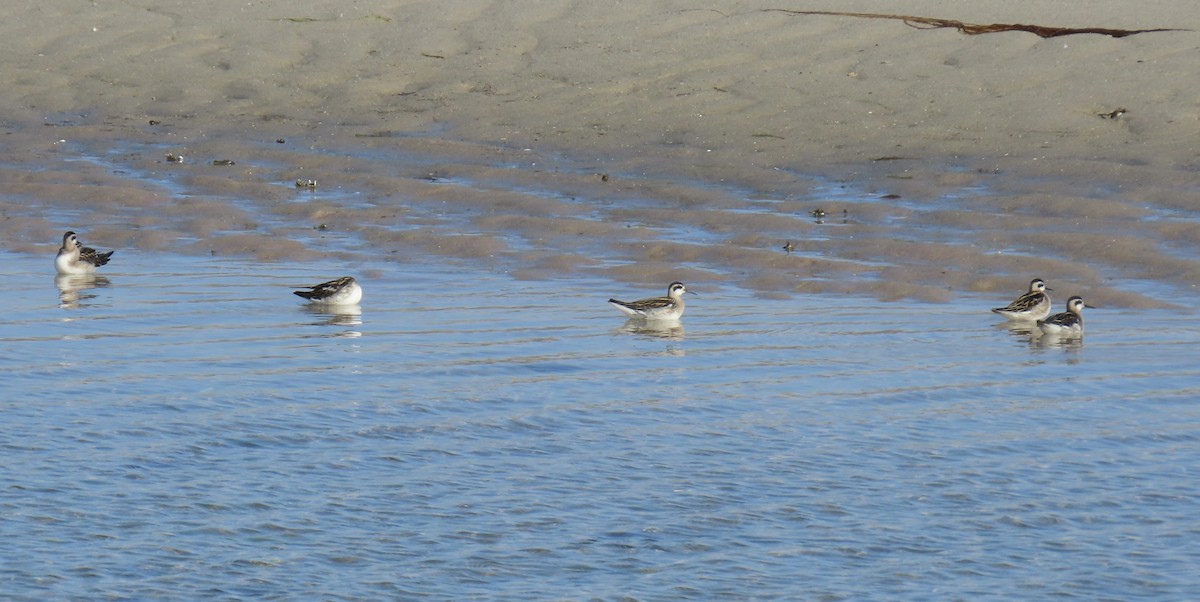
55 231 114 275
608 281 692 321
992 278 1052 321
294 276 363 306
1037 295 1092 336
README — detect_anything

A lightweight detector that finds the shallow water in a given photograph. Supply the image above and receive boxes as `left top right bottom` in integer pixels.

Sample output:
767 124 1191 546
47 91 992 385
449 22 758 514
4 2 1200 598
2 250 1198 600
3 126 1198 311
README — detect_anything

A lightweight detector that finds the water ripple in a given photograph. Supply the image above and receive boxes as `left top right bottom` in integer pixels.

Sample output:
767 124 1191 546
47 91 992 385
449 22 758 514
1 252 1198 600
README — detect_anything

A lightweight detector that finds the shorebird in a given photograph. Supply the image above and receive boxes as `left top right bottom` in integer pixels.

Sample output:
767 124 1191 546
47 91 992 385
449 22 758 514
55 231 114 275
293 276 363 306
992 278 1052 321
1037 295 1092 336
608 281 691 321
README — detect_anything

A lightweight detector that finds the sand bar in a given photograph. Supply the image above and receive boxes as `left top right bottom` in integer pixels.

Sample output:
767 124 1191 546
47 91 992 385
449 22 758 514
2 0 1198 306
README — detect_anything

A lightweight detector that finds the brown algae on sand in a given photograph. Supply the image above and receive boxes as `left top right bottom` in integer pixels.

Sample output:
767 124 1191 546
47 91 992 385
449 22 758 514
762 10 1186 38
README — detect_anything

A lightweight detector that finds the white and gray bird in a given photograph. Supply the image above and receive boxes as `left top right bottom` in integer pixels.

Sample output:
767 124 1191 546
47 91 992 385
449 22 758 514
1037 295 1092 336
55 231 114 275
992 278 1052 321
293 276 363 306
608 281 692 321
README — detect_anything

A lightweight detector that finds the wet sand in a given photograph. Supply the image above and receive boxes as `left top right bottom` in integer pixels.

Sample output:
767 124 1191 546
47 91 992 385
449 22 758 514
2 0 1198 306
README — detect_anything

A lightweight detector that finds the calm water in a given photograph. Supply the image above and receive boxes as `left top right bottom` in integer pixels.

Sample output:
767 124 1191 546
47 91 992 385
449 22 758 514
1 250 1198 601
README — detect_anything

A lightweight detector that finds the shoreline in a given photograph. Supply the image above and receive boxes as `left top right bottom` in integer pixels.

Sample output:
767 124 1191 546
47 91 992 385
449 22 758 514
1 124 1193 309
1 1 1197 307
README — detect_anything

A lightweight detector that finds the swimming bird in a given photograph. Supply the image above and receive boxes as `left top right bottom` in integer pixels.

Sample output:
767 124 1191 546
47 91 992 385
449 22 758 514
1037 295 1091 336
608 281 691 321
294 276 363 306
55 231 114 275
992 278 1052 321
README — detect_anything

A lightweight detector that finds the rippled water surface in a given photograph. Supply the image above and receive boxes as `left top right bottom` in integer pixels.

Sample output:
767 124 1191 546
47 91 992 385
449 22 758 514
2 250 1198 601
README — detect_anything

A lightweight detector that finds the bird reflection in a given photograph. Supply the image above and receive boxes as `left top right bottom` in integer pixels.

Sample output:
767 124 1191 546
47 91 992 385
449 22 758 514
55 274 110 309
302 303 363 333
996 321 1040 343
995 321 1084 351
1035 332 1084 351
617 318 685 340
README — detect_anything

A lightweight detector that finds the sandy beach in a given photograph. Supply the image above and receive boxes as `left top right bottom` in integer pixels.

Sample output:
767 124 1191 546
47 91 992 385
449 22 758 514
2 0 1198 305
